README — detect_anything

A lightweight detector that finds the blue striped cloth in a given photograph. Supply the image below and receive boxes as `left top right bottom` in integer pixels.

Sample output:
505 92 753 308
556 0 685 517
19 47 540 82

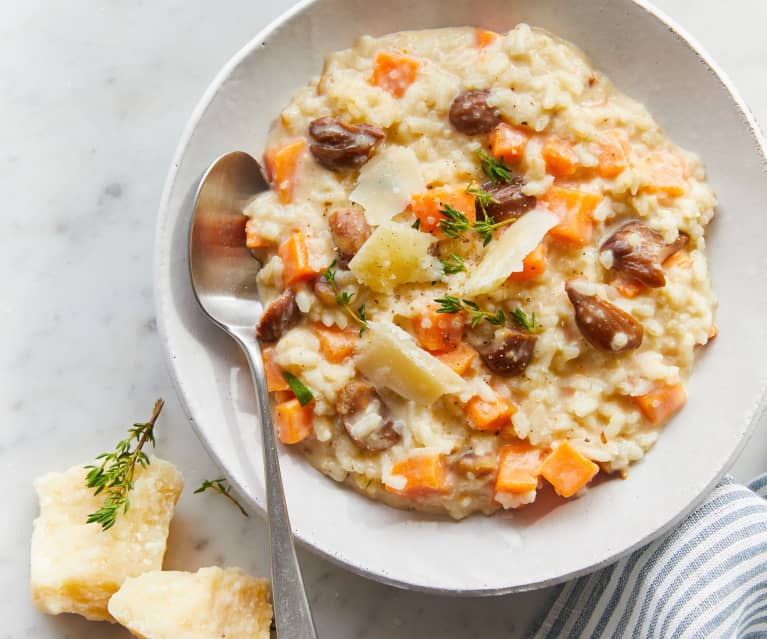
531 474 767 638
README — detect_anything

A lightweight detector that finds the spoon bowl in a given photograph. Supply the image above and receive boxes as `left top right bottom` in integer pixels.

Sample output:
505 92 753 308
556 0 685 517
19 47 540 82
188 150 318 638
189 152 267 330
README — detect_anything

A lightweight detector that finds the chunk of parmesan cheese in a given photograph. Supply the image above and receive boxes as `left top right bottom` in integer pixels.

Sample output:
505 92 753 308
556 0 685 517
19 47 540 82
108 567 272 639
349 222 440 292
463 207 559 296
356 321 468 404
349 146 425 226
30 458 183 622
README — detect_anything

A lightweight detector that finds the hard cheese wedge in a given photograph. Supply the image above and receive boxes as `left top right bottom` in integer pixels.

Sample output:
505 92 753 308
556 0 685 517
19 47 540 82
108 567 272 639
356 320 468 404
463 207 558 296
30 458 183 622
349 222 440 293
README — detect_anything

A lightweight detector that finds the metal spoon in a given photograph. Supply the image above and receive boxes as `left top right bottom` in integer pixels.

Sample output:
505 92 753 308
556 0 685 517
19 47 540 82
188 151 318 639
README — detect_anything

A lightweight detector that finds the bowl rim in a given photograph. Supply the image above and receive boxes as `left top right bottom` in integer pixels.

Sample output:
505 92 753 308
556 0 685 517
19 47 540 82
154 0 767 595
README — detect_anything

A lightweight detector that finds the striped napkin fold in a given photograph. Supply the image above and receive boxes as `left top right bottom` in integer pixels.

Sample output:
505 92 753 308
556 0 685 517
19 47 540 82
531 474 767 639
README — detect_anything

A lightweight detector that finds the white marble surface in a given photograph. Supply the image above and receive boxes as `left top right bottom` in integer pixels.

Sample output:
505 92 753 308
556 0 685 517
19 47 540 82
2 1 766 637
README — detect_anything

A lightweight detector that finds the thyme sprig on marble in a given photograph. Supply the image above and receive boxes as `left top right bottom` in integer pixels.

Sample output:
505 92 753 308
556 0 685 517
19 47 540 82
194 478 249 518
85 399 164 531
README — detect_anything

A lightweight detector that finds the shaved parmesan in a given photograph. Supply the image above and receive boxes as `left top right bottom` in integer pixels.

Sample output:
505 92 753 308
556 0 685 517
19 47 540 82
463 207 558 296
349 222 440 293
350 146 425 226
356 321 468 404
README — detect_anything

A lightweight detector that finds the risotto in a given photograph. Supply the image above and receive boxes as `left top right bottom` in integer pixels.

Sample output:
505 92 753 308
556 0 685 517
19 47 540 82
244 24 717 519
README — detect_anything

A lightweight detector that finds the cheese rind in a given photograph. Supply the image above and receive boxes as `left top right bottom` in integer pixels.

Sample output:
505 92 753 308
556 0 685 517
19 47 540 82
108 566 273 639
30 457 183 622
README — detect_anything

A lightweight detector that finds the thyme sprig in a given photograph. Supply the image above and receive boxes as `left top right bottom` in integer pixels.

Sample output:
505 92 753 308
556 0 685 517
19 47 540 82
473 216 518 246
509 308 538 332
323 261 368 336
434 296 538 332
477 150 513 183
85 399 164 531
434 296 505 328
437 204 472 239
466 181 499 217
438 203 517 246
440 253 466 274
194 478 249 518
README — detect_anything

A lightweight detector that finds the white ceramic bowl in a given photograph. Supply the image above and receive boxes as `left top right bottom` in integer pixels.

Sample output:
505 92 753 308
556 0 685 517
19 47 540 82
155 0 767 594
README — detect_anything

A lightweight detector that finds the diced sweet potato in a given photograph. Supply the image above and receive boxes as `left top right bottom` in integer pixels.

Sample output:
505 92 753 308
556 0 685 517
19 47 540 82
262 348 289 392
435 342 477 376
312 325 358 363
643 151 687 197
490 123 530 164
412 306 465 352
632 383 687 425
275 398 313 444
540 441 599 498
508 243 546 282
542 137 578 178
264 139 306 204
466 391 517 432
273 390 294 404
613 276 646 299
387 454 448 497
543 186 602 246
278 232 319 287
371 51 419 98
475 28 499 48
411 185 476 236
597 130 631 178
495 441 544 494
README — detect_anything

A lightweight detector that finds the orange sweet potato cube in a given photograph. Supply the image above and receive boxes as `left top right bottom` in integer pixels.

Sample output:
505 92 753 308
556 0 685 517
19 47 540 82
371 51 419 98
632 383 687 425
466 392 517 432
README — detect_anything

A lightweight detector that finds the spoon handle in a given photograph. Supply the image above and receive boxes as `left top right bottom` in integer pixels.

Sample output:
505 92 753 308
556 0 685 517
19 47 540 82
238 337 319 639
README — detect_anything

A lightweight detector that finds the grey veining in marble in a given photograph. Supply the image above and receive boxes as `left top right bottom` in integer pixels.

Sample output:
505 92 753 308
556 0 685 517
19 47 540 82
2 1 766 637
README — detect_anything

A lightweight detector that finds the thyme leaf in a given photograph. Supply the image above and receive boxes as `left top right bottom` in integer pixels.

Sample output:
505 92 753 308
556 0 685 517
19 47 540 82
85 399 164 531
194 478 249 518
